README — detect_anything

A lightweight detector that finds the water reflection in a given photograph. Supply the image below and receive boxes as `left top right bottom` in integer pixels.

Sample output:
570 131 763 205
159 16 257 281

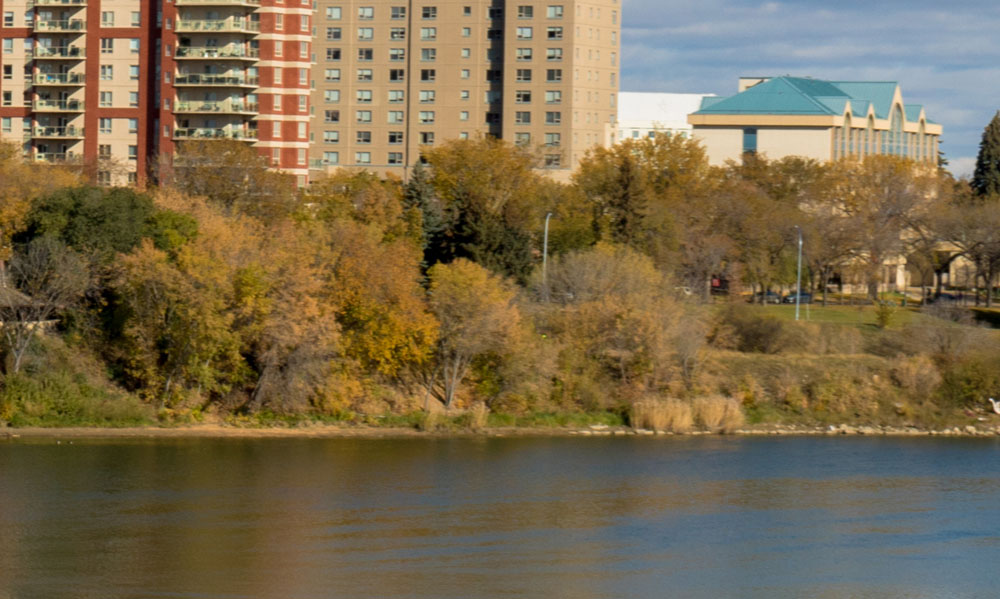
1 436 999 598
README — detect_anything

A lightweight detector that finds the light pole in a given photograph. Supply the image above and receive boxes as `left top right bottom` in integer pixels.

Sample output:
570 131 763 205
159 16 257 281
795 225 803 321
543 212 553 301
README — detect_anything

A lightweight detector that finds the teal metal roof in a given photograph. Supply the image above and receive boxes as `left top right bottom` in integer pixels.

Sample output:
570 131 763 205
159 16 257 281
693 77 904 120
904 104 924 121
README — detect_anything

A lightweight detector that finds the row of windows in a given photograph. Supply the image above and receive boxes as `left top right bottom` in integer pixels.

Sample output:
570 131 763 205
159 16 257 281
320 149 563 168
321 86 563 105
321 108 562 125
324 5 566 21
322 129 562 146
2 11 143 28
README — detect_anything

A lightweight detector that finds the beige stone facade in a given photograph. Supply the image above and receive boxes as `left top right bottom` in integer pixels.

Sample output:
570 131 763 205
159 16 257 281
309 0 621 181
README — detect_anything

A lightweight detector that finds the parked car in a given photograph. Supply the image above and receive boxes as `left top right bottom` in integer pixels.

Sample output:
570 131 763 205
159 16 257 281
783 292 813 304
751 291 782 304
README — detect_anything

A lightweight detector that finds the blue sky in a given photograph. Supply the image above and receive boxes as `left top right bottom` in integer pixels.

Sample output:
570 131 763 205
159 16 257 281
619 0 1000 177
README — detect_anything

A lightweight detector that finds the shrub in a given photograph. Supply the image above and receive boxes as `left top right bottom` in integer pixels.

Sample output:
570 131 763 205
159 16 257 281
467 401 489 430
891 355 942 398
714 305 789 354
873 300 897 329
693 395 745 433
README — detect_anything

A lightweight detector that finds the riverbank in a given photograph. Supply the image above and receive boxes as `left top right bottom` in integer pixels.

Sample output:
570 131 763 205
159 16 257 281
5 421 1000 440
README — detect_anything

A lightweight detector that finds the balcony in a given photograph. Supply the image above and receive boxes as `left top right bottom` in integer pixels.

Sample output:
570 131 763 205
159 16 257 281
33 19 86 32
173 127 258 141
175 19 260 34
33 99 85 112
34 72 85 85
33 46 85 59
33 152 77 163
175 0 259 5
174 73 259 87
174 46 259 60
30 126 85 139
174 100 259 114
27 0 86 6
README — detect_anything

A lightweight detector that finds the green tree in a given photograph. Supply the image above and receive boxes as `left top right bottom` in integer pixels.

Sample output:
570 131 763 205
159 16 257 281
972 112 1000 197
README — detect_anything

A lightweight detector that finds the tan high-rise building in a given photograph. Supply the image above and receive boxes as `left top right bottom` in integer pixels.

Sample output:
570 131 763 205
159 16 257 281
309 0 621 180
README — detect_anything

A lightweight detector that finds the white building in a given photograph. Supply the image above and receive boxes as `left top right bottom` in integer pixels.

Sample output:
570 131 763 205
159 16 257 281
617 92 716 141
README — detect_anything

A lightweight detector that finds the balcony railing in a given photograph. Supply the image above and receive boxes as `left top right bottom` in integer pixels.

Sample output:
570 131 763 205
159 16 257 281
33 99 85 111
174 46 259 60
33 19 86 32
173 127 258 141
175 19 260 33
33 46 85 59
33 152 77 163
28 0 87 6
174 73 259 87
174 100 259 114
175 0 259 5
34 72 85 85
30 126 85 138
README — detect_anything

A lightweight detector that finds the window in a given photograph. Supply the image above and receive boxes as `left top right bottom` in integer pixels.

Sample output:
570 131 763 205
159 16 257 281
388 131 403 144
743 128 757 154
131 11 140 26
419 132 434 144
388 110 404 123
388 152 403 165
421 69 436 81
300 14 309 32
101 38 113 54
356 131 371 144
98 144 111 158
463 6 472 15
515 132 531 145
487 28 501 39
460 111 469 121
545 90 562 103
421 48 437 62
355 152 371 164
1 65 9 80
128 145 138 160
516 48 532 61
390 27 406 40
326 48 341 61
389 69 405 81
129 39 140 53
2 39 12 54
356 110 372 123
419 90 435 103
357 68 373 81
461 48 471 58
325 68 340 81
128 118 138 133
358 27 373 40
326 27 341 40
323 151 339 164
1 91 10 107
326 7 341 19
611 10 617 24
547 69 562 82
391 7 406 19
422 6 437 19
389 48 405 61
545 111 561 125
461 69 470 79
99 65 113 80
545 154 561 168
545 133 561 146
388 90 404 103
324 130 339 143
129 91 139 107
324 90 340 102
419 111 435 124
358 6 373 19
99 118 112 133
516 90 531 103
356 90 372 103
547 5 564 18
489 7 503 19
485 90 501 103
516 69 532 82
420 27 436 40
129 65 139 80
518 5 534 18
101 11 114 26
325 110 340 123
547 27 563 39
357 48 373 61
485 112 500 124
462 27 471 37
516 27 532 40
547 48 563 61
515 111 531 124
299 68 308 85
2 12 12 27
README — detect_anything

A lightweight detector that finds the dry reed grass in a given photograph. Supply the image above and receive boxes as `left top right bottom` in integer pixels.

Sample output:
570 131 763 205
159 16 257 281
467 401 489 430
630 398 693 433
693 395 745 433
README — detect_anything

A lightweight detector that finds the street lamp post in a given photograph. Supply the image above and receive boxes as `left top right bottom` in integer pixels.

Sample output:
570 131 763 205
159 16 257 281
795 225 803 322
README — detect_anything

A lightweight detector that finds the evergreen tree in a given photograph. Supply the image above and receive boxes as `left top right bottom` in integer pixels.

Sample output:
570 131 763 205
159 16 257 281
972 112 1000 197
607 152 647 249
403 161 447 270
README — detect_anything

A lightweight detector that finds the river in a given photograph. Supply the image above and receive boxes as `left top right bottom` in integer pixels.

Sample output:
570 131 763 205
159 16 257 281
1 435 998 598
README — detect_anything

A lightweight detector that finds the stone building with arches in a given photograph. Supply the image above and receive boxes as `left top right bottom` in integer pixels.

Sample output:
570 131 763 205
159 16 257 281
686 76 941 166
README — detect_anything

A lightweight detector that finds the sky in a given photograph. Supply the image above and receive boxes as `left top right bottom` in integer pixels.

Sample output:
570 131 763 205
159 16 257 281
619 0 1000 177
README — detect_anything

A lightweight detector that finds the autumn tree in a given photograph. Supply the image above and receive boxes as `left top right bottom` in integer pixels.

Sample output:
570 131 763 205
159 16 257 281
426 259 520 408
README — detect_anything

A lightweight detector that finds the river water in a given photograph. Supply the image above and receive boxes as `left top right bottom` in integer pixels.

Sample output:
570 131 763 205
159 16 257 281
1 435 998 598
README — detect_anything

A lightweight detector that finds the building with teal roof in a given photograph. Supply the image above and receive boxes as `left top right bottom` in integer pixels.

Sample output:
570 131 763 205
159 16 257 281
687 77 941 166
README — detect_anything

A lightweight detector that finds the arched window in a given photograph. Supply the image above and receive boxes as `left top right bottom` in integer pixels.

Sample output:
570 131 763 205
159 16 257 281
866 116 874 156
890 105 903 156
844 114 852 156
